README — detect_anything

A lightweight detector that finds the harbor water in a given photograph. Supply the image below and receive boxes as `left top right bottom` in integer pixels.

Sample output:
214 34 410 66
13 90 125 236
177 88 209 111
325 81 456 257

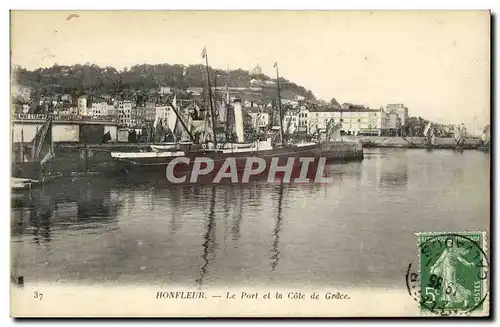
11 148 490 288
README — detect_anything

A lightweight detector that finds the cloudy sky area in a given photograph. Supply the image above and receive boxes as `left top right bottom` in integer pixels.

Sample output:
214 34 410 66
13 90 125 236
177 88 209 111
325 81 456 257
11 11 490 132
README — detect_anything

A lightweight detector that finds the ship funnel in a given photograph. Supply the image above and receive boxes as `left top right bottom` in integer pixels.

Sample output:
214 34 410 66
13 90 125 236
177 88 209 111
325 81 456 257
233 98 245 143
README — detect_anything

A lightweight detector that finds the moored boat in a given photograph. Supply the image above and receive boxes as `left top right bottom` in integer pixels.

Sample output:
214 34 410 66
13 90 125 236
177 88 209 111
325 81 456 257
12 116 63 188
110 52 363 183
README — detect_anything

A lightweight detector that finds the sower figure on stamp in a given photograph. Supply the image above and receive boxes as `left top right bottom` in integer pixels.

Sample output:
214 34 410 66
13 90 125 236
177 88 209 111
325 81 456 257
430 238 474 307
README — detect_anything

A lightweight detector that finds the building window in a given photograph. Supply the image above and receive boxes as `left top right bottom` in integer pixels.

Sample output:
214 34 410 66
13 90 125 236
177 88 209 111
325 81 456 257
340 119 344 122
358 119 361 122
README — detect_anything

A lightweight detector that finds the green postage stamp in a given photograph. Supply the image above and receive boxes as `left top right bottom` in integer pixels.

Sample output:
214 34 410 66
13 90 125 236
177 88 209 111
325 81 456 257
416 231 489 315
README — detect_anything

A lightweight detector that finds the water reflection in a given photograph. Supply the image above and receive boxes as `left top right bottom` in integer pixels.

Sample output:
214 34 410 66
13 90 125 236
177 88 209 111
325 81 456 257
270 183 284 271
10 149 490 287
196 186 218 286
231 188 244 243
378 151 409 189
32 209 52 245
11 179 122 242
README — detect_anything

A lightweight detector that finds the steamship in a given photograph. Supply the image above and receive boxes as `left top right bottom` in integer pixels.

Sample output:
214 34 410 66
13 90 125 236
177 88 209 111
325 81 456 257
110 51 362 183
110 96 324 183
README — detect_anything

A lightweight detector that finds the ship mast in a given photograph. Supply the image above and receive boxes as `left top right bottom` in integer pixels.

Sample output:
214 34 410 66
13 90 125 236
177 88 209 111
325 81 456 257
202 47 218 148
224 65 231 142
274 61 285 144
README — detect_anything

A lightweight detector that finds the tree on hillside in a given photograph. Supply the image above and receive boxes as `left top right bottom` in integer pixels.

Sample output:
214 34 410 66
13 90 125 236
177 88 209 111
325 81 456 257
329 98 340 107
12 63 317 102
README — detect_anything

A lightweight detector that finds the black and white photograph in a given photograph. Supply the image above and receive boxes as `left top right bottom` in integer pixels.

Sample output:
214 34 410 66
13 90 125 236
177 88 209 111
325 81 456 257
9 10 491 317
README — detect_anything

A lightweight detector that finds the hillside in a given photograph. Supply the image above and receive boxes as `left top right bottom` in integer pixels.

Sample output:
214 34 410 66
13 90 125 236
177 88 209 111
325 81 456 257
12 63 316 103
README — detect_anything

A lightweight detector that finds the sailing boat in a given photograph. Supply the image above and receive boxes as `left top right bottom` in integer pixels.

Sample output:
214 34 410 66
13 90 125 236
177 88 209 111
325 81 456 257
423 122 436 149
149 95 195 152
112 49 365 183
453 123 467 150
477 124 490 153
11 116 60 190
111 50 328 182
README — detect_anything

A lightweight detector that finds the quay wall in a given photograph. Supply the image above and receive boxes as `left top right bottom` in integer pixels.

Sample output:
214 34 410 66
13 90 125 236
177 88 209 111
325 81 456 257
320 141 364 162
344 136 482 148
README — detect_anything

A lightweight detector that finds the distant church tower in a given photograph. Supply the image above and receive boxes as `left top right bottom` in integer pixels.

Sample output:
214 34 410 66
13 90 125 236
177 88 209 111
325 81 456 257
250 64 262 76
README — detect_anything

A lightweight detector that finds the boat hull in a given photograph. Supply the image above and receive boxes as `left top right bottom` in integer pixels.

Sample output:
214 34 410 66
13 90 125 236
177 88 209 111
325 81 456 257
111 141 363 185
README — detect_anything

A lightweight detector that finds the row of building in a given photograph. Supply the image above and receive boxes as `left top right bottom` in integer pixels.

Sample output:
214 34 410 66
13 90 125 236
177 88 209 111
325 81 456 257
44 96 176 128
249 103 408 136
43 95 408 136
17 81 409 136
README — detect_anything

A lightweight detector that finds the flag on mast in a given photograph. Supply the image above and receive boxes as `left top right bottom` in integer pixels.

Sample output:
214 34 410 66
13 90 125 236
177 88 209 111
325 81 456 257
201 47 207 58
273 61 278 68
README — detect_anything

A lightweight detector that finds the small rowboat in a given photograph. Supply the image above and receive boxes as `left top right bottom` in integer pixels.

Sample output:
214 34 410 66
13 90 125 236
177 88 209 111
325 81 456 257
11 177 40 191
11 173 63 191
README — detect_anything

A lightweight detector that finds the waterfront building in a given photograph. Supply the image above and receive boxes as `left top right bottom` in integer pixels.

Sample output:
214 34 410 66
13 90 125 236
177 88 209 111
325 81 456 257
77 96 89 116
389 113 399 129
381 103 409 136
91 102 115 117
118 100 133 127
12 113 119 143
159 86 172 94
57 103 78 116
385 104 408 126
143 102 157 122
61 94 72 103
297 106 310 133
131 105 142 127
307 105 383 136
187 87 203 96
283 109 299 134
106 104 118 117
247 108 270 131
282 99 300 107
155 105 170 122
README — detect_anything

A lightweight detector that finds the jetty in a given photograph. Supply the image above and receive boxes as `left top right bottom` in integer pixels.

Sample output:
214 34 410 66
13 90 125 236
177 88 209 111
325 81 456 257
350 136 483 149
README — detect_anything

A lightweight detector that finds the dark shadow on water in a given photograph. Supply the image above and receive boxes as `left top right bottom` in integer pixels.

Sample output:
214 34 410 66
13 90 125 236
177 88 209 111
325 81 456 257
231 187 244 243
11 178 122 240
378 152 409 189
270 183 284 271
195 185 218 287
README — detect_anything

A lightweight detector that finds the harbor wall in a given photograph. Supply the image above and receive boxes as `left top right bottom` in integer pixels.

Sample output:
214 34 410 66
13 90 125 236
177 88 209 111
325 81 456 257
320 141 364 162
344 136 482 148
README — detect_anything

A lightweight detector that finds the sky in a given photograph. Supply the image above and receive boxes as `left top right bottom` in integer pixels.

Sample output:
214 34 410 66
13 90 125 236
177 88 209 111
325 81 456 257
10 10 490 132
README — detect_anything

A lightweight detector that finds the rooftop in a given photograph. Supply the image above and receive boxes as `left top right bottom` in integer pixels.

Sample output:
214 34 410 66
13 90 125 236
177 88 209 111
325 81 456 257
308 106 380 113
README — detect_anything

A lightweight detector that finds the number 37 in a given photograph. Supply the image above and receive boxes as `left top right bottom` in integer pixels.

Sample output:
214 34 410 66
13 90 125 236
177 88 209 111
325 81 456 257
34 292 43 300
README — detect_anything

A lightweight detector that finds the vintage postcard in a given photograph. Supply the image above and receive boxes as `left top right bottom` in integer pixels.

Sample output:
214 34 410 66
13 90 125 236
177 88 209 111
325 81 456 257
9 10 491 317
